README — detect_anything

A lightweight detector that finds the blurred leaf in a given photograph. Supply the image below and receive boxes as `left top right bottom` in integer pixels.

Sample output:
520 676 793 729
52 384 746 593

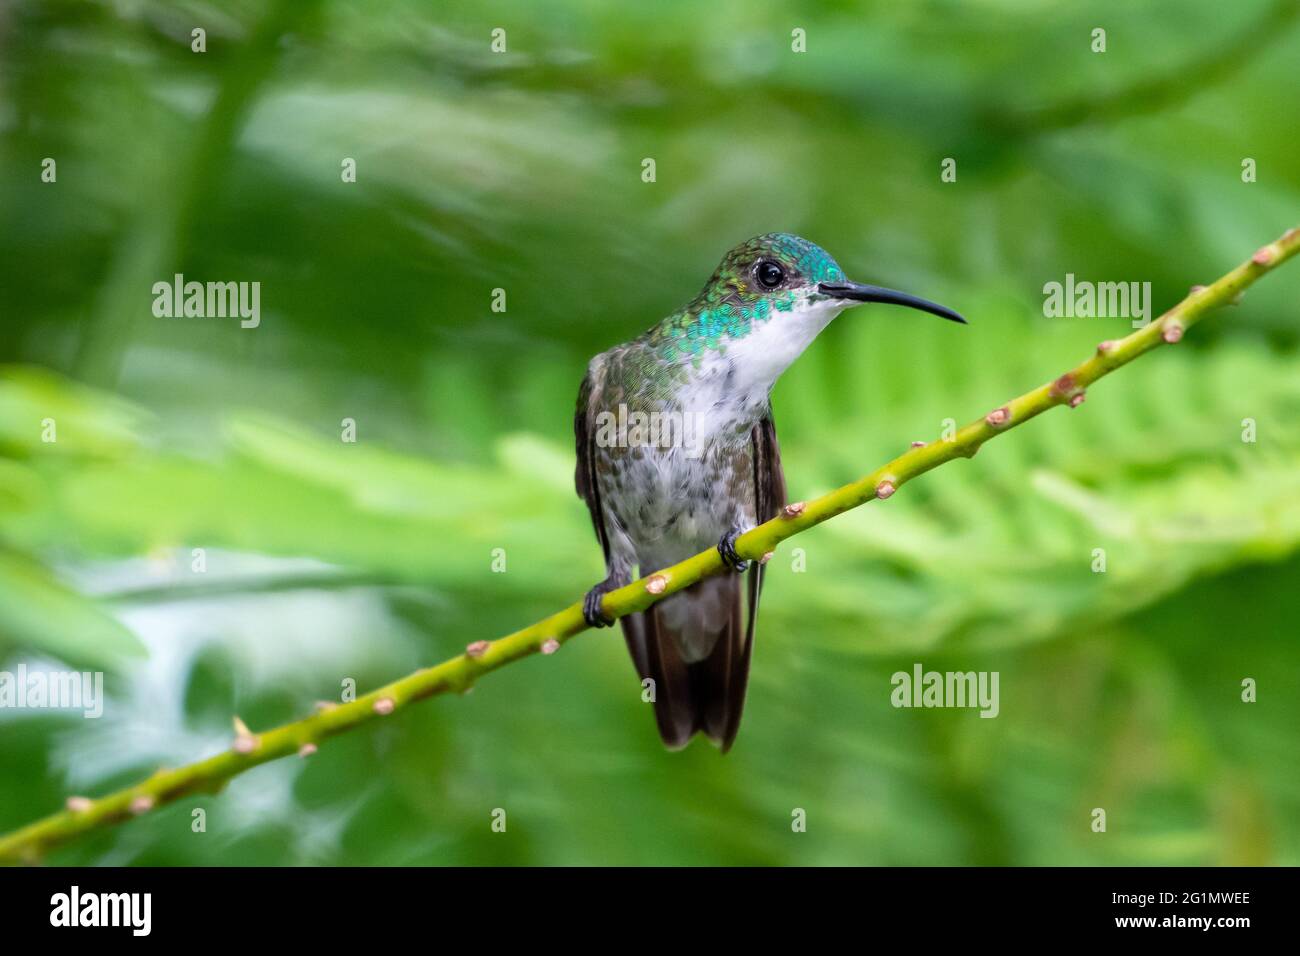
0 551 145 666
0 366 149 459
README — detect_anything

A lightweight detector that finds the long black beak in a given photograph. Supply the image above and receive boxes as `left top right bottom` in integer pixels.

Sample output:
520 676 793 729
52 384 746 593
818 281 967 324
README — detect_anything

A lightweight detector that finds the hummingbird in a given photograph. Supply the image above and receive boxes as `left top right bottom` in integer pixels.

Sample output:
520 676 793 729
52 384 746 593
574 233 964 751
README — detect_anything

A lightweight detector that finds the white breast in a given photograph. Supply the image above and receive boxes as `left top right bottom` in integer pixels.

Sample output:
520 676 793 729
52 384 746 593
676 297 846 442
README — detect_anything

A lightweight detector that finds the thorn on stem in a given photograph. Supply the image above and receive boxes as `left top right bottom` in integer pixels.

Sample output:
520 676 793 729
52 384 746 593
985 407 1010 427
1097 340 1116 354
314 701 337 713
373 697 395 715
298 743 317 758
129 795 155 816
782 501 806 518
1068 392 1086 408
645 574 668 595
1252 246 1276 266
465 640 490 659
232 716 258 753
66 796 92 813
875 480 896 500
760 551 774 564
1162 322 1184 344
910 440 926 448
1051 373 1076 397
1189 284 1206 294
540 638 560 655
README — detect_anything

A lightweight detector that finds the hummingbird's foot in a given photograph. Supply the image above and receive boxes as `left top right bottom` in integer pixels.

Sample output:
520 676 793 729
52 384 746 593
717 527 751 573
582 583 617 628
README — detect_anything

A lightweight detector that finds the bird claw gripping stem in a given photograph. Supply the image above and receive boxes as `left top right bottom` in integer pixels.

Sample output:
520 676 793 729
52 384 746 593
717 528 750 573
582 584 616 628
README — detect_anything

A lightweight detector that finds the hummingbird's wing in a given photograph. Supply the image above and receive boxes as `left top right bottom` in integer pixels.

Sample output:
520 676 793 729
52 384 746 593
573 371 610 562
752 413 788 533
747 413 787 648
712 413 787 750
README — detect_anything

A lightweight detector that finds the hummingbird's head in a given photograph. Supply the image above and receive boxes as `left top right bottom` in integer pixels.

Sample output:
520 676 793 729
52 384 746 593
694 232 965 324
689 232 848 316
655 233 963 379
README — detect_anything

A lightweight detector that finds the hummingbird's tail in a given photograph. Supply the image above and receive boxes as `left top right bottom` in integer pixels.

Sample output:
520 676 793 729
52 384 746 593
623 572 756 752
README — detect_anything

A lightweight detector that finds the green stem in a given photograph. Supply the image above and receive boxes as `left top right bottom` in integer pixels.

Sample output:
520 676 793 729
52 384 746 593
2 227 1297 864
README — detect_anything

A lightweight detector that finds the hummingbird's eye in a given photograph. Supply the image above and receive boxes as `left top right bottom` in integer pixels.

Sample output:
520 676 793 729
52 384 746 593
756 260 785 290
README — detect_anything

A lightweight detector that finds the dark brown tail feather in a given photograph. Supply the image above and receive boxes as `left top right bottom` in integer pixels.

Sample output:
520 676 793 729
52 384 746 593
624 574 751 751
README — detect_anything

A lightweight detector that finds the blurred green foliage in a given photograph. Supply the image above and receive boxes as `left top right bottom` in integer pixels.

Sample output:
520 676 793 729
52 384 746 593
1 0 1298 865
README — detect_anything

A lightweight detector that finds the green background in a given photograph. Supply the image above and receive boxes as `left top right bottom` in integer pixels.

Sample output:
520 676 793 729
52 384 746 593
2 0 1298 865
